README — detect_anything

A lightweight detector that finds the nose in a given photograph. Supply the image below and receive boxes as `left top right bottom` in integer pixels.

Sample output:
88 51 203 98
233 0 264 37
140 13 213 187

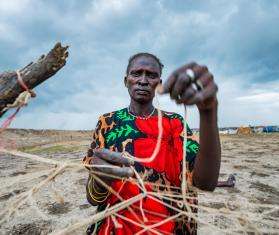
138 72 149 86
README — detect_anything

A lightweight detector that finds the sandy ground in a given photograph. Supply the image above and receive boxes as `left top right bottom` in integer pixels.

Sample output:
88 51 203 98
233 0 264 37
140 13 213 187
0 129 278 235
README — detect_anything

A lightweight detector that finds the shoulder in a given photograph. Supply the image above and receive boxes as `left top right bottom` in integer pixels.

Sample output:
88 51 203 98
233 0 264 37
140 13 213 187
96 108 133 127
97 108 127 120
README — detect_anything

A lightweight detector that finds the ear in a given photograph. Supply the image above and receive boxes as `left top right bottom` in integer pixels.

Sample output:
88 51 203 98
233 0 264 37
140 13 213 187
159 79 162 84
124 76 128 87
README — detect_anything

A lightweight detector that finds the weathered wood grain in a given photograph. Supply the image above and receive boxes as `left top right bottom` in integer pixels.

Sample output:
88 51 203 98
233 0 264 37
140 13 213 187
0 42 69 117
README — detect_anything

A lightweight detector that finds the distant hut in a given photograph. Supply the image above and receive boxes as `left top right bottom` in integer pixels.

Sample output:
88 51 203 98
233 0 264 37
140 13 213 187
237 126 253 135
263 126 279 133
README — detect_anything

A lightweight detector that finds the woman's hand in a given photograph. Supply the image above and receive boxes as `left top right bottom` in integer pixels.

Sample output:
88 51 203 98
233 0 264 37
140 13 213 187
90 148 134 186
160 62 218 111
86 149 134 205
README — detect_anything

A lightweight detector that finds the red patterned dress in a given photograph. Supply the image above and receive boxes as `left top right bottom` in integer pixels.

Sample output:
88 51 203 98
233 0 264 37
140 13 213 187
83 108 200 234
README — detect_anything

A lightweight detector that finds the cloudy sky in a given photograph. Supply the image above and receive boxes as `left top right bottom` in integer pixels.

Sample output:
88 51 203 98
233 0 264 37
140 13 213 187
0 0 278 130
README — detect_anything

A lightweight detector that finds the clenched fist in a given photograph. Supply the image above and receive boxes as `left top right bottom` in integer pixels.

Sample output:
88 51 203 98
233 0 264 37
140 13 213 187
160 62 218 111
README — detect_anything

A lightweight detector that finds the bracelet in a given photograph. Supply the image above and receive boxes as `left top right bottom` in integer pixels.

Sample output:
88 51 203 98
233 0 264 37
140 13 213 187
88 176 110 203
91 177 108 195
89 176 108 197
88 187 109 203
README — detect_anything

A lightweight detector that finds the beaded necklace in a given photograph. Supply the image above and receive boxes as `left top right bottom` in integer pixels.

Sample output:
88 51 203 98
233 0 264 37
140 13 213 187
127 106 156 120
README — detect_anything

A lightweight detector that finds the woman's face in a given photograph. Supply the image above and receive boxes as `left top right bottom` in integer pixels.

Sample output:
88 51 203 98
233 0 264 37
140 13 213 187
125 56 161 104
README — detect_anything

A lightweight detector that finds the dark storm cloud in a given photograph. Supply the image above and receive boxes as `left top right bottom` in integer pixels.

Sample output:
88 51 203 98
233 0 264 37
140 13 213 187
0 0 278 129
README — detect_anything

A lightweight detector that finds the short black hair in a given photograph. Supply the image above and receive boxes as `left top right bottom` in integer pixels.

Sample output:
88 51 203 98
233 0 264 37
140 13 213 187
126 52 164 76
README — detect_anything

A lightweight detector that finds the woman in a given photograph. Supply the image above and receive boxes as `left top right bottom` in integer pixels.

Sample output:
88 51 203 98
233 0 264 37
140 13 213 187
83 53 221 234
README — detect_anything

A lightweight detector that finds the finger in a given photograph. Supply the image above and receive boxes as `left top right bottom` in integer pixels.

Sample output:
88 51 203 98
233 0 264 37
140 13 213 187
161 62 197 94
192 65 208 80
92 157 134 178
161 72 177 95
170 73 191 100
176 85 197 104
170 63 204 99
186 82 218 105
94 148 134 166
91 155 107 167
91 157 113 173
197 72 214 88
110 166 134 178
200 82 218 101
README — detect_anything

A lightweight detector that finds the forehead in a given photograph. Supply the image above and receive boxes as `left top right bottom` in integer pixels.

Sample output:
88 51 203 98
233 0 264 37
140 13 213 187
129 56 160 73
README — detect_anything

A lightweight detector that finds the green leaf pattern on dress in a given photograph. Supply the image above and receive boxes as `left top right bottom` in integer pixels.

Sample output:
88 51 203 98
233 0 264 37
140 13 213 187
106 124 139 145
116 109 134 121
186 140 199 154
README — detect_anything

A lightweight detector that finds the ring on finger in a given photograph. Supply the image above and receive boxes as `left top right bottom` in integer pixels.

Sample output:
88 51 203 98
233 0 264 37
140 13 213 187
185 69 195 83
195 80 204 91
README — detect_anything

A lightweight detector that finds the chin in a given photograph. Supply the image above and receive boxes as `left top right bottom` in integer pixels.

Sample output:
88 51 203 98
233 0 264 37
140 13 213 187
133 95 152 104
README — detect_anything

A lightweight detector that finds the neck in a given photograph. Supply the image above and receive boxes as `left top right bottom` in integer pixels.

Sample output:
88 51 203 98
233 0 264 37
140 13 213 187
129 99 154 117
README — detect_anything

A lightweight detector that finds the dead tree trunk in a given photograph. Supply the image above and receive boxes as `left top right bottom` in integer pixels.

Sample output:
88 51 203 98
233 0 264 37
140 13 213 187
0 42 69 117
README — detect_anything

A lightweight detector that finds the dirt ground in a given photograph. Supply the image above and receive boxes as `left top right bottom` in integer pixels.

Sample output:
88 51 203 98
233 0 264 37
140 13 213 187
0 129 278 235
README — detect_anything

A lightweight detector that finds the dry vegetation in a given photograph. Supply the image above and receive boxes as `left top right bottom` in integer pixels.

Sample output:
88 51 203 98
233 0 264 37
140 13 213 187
0 129 278 234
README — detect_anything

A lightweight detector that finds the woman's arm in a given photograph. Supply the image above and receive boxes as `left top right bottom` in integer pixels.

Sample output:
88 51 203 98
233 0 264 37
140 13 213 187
193 101 221 191
160 61 221 191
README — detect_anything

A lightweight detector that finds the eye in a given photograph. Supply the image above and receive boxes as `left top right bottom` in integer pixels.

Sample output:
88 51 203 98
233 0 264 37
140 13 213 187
147 73 158 79
130 71 140 77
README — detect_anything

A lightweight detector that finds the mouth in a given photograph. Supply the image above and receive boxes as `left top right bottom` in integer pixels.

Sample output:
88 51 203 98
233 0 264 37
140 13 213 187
135 89 150 95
